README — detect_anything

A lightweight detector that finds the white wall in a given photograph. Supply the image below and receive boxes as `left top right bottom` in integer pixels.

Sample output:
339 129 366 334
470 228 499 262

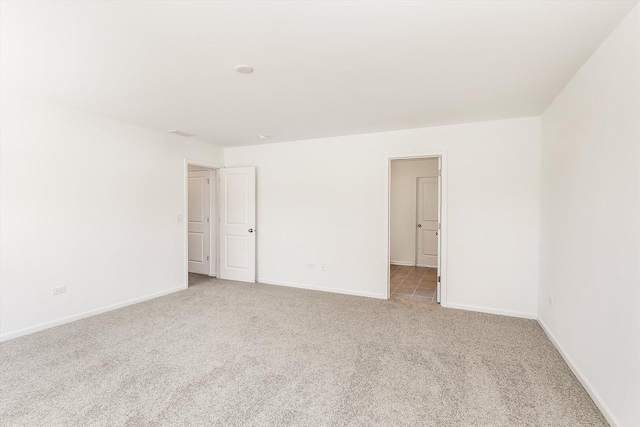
0 95 223 340
539 5 640 427
225 116 541 317
390 158 439 265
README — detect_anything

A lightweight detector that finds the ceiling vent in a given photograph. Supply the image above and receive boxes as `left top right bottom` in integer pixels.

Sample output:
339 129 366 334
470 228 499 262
166 130 194 137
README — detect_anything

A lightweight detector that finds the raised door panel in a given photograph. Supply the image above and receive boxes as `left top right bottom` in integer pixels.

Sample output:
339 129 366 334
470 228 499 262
225 174 249 225
421 230 438 256
188 232 204 262
188 177 205 223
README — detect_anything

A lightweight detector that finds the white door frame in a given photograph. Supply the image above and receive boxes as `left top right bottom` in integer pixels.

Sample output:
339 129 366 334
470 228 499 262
385 150 448 306
183 159 219 289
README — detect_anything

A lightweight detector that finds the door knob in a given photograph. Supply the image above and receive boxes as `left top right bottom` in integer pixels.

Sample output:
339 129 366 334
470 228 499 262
248 228 254 233
417 224 422 228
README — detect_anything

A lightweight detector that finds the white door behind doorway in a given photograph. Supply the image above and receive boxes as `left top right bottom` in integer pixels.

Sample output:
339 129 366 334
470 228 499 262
188 170 211 275
416 176 439 267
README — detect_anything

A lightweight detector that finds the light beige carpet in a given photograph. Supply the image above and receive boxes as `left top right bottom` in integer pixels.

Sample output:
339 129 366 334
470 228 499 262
1 274 606 426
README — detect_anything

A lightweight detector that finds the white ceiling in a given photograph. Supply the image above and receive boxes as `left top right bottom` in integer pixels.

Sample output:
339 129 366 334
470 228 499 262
1 1 637 147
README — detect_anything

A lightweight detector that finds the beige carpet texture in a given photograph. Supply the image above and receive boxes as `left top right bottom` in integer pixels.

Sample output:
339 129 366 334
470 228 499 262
1 275 606 426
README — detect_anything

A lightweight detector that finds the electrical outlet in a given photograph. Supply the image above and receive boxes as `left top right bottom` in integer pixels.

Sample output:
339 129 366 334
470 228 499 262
548 296 553 305
307 264 314 269
52 286 66 295
320 264 327 272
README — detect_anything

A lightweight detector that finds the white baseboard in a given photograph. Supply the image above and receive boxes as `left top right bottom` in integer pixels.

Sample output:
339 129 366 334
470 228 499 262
445 302 536 319
537 318 619 427
391 262 437 268
258 278 387 300
0 285 186 342
390 261 415 266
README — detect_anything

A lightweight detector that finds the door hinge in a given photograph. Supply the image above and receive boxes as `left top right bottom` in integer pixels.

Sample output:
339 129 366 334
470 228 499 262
438 169 442 176
206 255 209 261
207 217 210 223
207 178 210 184
438 276 441 283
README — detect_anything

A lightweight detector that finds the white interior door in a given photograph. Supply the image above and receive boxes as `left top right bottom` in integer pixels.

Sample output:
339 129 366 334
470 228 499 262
188 170 211 275
218 167 256 282
416 176 439 267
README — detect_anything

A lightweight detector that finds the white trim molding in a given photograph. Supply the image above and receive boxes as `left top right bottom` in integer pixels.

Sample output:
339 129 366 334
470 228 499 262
390 261 415 266
446 302 536 319
537 319 620 427
258 278 387 300
0 285 186 342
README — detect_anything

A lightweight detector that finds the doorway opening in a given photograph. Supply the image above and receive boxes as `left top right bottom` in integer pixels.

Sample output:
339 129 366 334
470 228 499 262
388 156 444 304
184 162 257 289
187 163 217 286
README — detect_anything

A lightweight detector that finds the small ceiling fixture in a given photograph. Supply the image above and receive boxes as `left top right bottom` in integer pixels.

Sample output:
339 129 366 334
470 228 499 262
258 134 271 139
235 65 254 74
166 130 194 137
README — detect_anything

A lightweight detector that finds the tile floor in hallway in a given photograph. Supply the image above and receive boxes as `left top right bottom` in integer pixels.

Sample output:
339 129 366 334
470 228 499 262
390 264 437 303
